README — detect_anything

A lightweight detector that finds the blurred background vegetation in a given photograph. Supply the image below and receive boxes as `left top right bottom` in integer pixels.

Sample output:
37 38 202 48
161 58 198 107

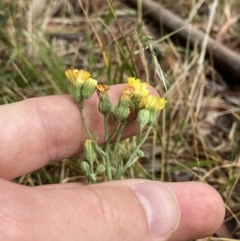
0 0 240 239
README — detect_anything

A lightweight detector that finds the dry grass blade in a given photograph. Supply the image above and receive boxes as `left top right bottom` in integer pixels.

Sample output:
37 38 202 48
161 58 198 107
124 0 240 88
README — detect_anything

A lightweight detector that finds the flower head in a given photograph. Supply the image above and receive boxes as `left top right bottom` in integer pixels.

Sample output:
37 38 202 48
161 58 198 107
139 95 167 125
65 69 91 85
96 84 109 94
114 86 134 120
65 69 97 102
141 95 167 112
120 86 134 103
122 85 134 98
127 77 149 98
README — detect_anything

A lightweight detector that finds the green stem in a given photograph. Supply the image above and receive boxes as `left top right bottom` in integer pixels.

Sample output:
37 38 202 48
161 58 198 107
117 125 153 179
104 114 112 181
136 127 143 145
113 120 127 161
78 102 106 158
107 119 121 143
89 161 94 175
105 118 124 180
104 114 109 142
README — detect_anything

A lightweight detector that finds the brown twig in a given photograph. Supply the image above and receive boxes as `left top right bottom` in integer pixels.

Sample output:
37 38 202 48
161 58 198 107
124 0 240 88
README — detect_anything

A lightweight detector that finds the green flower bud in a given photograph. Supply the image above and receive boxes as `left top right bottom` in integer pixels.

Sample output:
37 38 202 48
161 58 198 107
71 83 83 103
82 77 97 100
113 86 133 119
80 161 90 175
95 164 106 175
149 111 157 126
114 106 130 120
136 149 144 158
96 84 113 115
84 140 97 163
98 94 113 114
137 109 150 129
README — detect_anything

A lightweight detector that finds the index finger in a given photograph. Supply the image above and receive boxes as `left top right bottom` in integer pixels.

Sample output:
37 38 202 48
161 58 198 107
0 84 159 179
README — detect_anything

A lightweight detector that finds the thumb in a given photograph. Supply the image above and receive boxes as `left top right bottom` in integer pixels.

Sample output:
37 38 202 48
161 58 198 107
1 179 180 241
88 180 180 240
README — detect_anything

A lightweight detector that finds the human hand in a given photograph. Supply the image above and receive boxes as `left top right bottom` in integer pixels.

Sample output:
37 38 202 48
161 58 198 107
0 84 225 241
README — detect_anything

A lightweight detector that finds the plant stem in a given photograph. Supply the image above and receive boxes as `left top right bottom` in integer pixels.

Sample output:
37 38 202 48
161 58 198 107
117 125 153 178
113 120 127 161
78 102 106 157
107 119 121 143
104 114 112 181
136 127 143 145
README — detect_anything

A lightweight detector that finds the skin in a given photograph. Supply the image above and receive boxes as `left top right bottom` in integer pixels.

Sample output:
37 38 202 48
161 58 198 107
0 84 225 241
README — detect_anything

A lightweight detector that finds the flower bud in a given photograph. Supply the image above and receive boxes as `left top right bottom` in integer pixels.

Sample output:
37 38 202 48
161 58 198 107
113 86 133 119
80 161 90 175
82 77 97 99
95 164 106 175
137 109 151 129
114 106 130 120
136 149 145 158
98 95 113 114
149 111 158 126
97 84 113 114
84 140 97 163
71 82 83 103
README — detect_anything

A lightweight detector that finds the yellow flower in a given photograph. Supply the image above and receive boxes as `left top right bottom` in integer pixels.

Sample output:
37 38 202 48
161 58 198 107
65 69 97 102
121 86 134 102
141 95 167 112
113 86 133 120
96 84 112 114
127 77 149 98
65 69 91 85
96 84 109 94
138 95 167 125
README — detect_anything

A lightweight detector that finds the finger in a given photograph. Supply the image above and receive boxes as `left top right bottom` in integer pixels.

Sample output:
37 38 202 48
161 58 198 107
164 182 225 241
0 85 159 179
0 180 225 241
99 181 225 241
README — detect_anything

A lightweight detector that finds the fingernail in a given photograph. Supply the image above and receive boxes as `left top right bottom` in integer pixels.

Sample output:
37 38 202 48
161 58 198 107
133 181 180 238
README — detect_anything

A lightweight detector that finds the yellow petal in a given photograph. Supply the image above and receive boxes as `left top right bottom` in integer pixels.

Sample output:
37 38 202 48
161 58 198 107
65 69 79 83
127 77 149 97
142 95 167 111
65 69 91 84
